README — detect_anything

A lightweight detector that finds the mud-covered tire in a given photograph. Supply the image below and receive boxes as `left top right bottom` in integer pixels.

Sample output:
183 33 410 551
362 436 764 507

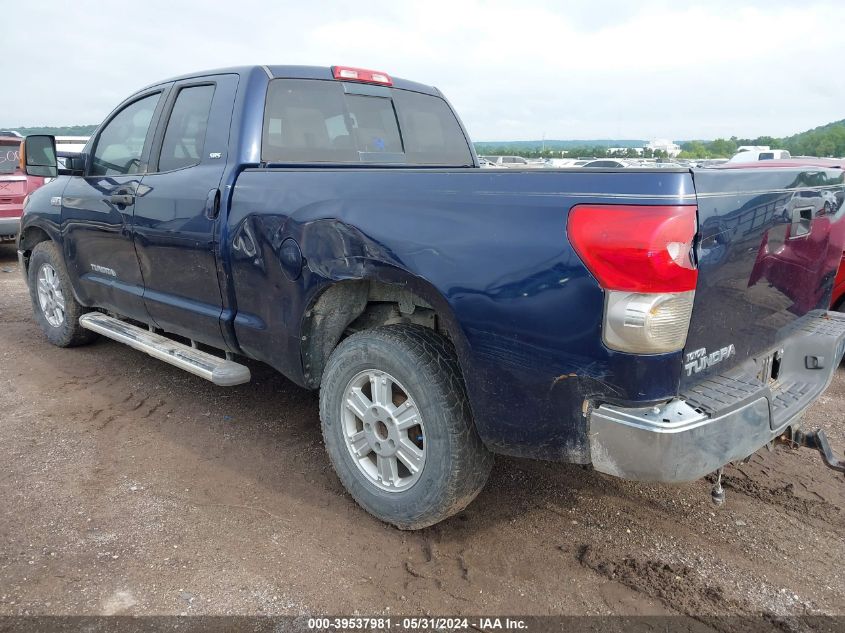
319 325 493 529
27 241 98 347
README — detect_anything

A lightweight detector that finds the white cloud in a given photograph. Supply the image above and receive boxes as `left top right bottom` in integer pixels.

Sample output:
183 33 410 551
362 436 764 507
4 0 845 140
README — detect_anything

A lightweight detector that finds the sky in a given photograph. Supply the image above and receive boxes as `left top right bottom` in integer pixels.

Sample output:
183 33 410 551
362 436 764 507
5 0 845 141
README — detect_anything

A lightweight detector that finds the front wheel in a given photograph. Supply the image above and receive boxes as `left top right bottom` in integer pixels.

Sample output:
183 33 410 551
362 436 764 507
27 241 98 347
319 325 493 529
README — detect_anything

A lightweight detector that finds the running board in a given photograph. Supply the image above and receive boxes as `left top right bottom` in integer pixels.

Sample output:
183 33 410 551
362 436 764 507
79 313 251 386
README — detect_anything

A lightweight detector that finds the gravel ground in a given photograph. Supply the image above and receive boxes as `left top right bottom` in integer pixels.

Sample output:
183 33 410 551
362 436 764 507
1 242 843 620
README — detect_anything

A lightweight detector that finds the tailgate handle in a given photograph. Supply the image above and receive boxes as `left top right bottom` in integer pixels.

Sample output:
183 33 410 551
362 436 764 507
790 207 812 238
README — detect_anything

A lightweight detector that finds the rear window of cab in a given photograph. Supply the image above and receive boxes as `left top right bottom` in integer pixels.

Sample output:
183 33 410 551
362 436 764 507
261 79 473 166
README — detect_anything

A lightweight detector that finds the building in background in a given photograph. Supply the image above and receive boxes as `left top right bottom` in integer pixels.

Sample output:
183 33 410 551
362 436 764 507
646 139 681 157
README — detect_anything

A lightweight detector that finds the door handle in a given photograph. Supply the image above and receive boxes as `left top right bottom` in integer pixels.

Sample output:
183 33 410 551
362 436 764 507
205 188 221 220
108 194 135 207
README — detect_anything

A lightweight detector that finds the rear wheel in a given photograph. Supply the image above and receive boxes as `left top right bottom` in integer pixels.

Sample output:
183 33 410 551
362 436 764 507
319 325 493 529
28 241 98 347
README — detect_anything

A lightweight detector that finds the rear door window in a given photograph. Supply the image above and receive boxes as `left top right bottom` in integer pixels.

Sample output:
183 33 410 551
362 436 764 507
262 79 472 166
158 84 215 172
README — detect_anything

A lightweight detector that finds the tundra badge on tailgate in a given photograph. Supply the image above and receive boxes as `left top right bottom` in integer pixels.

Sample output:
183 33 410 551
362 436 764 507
684 345 736 376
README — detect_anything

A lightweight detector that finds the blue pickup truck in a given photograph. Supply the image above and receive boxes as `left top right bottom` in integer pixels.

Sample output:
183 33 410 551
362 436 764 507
17 65 845 528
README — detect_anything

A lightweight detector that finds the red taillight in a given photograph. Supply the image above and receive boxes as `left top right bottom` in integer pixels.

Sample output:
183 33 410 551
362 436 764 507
568 205 698 293
332 65 392 86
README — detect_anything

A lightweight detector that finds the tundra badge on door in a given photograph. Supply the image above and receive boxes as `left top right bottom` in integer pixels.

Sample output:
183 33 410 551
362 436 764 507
90 264 117 277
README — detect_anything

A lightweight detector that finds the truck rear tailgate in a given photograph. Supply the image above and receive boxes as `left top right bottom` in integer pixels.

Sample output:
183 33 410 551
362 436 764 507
681 167 845 417
588 167 845 482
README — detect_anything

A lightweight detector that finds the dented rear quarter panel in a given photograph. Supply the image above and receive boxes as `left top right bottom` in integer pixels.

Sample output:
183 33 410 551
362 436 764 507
227 168 696 460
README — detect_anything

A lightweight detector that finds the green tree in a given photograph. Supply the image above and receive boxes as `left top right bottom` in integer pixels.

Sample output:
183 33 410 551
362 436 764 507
708 138 737 157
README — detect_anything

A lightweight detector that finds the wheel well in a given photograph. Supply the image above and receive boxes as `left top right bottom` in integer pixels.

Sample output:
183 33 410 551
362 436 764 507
301 279 447 388
17 226 52 273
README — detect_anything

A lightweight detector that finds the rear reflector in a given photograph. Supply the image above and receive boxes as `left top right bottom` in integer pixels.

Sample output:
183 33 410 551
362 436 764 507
568 205 698 293
332 66 393 86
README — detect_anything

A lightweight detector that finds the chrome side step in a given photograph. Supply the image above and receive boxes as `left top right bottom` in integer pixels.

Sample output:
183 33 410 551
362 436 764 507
79 313 251 386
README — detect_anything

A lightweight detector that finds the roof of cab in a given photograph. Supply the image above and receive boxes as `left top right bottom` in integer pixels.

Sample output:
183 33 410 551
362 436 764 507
140 65 441 97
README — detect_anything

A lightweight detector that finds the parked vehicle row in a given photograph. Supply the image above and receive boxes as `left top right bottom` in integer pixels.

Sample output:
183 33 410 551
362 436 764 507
479 155 552 168
480 156 701 169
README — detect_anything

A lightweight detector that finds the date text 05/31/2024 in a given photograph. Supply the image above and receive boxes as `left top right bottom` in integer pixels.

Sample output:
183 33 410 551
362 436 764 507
306 617 529 630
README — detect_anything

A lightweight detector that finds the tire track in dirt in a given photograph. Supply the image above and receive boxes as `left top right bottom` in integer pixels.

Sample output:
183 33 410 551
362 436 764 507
720 474 842 526
576 545 803 632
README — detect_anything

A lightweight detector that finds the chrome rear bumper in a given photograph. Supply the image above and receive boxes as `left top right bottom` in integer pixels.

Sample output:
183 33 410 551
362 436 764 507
589 310 845 482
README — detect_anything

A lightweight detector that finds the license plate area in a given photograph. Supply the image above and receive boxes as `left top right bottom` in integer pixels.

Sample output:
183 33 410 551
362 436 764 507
756 348 784 386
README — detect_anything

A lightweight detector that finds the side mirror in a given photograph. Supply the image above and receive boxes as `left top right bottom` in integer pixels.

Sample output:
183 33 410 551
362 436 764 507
58 153 86 175
22 135 58 178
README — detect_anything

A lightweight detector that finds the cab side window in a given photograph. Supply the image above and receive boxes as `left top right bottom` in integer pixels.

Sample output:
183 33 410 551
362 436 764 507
158 85 215 172
90 93 161 177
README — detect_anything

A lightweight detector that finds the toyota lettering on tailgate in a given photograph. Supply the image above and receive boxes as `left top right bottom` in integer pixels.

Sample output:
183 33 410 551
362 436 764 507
684 345 736 376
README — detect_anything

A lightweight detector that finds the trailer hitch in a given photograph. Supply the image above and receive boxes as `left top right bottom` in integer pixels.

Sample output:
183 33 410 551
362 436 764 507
777 428 845 475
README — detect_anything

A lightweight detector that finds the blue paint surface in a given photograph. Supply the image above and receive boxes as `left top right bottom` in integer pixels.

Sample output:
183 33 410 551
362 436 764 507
18 65 845 462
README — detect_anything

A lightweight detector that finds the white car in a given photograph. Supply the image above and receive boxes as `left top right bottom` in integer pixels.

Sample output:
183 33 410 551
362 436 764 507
481 155 546 168
580 159 629 168
728 148 791 163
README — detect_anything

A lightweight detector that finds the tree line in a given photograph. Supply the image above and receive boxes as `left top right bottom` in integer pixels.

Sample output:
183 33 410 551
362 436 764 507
4 125 98 136
475 118 845 160
678 120 845 158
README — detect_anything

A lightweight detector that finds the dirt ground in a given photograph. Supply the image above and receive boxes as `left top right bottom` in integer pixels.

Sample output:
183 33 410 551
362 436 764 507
1 242 844 620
